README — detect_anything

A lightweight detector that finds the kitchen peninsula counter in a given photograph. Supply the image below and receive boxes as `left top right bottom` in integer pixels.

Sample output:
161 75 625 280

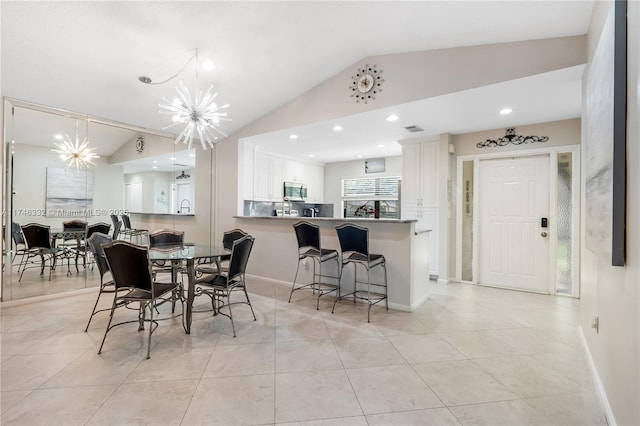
234 215 431 311
234 215 417 224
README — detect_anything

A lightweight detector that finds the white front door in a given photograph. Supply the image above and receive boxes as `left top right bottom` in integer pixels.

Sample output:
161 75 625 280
478 155 550 292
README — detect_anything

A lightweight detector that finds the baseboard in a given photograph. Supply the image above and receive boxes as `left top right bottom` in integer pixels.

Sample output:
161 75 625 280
437 278 451 284
578 326 617 426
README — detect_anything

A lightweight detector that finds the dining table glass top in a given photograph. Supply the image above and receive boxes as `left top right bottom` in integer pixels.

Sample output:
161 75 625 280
148 243 229 261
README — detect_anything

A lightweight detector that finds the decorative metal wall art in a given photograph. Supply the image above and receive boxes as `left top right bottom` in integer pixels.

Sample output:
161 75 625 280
476 128 549 148
135 136 144 154
176 170 191 180
350 64 384 103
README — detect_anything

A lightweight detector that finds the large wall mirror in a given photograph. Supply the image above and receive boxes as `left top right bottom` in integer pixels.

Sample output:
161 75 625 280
2 98 207 302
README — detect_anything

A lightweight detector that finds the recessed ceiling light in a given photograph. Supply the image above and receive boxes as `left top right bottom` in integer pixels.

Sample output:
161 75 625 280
152 160 158 164
386 114 399 122
356 154 363 158
189 153 196 157
499 107 513 115
169 157 176 160
333 125 343 132
201 60 215 71
377 144 385 148
308 154 315 158
152 166 158 169
54 134 64 140
289 134 298 140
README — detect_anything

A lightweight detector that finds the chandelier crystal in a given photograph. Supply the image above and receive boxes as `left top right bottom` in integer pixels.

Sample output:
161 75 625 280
159 81 230 150
144 48 230 150
51 122 99 170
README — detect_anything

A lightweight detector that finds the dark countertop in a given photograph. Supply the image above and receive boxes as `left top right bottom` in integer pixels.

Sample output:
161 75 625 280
233 215 417 224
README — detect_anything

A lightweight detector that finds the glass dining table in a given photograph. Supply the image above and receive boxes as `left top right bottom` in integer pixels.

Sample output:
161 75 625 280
148 243 230 334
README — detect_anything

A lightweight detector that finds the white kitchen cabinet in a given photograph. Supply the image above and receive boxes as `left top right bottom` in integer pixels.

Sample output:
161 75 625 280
305 163 325 202
401 140 440 276
284 159 305 183
253 152 284 201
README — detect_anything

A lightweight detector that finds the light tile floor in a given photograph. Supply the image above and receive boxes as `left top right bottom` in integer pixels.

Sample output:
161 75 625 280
1 279 607 425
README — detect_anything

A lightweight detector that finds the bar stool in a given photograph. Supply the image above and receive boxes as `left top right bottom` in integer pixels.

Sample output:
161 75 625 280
288 221 341 309
332 223 388 322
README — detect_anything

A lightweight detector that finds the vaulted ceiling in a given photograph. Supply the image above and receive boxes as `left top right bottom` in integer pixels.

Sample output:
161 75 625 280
1 1 594 162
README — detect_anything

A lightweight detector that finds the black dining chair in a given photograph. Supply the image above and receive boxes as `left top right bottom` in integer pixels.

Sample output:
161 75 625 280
61 219 88 273
18 223 63 282
10 222 28 266
120 214 146 242
148 229 185 311
80 222 111 268
195 235 256 337
84 232 114 331
288 221 341 309
195 228 248 277
332 223 388 322
99 240 183 359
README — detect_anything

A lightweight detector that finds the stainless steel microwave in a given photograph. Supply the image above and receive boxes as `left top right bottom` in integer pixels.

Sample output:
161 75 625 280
283 181 307 201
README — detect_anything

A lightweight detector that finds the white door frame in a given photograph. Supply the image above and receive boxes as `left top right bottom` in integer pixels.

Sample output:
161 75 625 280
455 144 581 297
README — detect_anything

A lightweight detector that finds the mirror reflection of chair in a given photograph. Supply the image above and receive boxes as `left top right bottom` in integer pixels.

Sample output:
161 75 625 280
332 223 388 322
120 214 147 243
195 235 256 337
195 228 248 277
10 222 29 266
288 221 341 310
99 240 184 359
18 223 63 282
112 221 122 240
60 219 88 274
80 222 111 268
84 232 114 331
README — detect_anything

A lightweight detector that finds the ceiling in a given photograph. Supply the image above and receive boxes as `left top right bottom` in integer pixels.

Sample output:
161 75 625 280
1 1 594 163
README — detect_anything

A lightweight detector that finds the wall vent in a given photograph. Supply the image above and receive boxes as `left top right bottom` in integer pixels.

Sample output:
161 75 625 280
404 125 424 133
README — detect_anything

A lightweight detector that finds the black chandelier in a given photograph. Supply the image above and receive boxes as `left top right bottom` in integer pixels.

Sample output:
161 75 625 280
476 128 549 148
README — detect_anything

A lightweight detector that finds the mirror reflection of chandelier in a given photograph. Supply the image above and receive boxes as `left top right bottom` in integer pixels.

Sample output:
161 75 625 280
51 119 99 170
139 48 231 151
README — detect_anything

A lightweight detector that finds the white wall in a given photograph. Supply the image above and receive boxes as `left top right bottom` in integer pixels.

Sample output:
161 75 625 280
581 1 640 424
579 1 640 425
324 156 401 217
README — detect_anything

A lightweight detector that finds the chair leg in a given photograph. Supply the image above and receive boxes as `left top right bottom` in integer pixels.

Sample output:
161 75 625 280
227 293 236 338
288 258 303 303
242 285 257 321
146 302 152 359
98 297 118 354
84 285 104 332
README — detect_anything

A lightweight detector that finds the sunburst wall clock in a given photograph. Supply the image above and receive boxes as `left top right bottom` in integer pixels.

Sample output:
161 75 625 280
350 64 384 103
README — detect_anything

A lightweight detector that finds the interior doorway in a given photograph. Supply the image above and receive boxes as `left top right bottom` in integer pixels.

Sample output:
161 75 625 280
478 155 550 293
456 146 580 297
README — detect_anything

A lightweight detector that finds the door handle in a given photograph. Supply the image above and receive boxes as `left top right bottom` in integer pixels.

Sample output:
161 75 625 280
541 231 548 237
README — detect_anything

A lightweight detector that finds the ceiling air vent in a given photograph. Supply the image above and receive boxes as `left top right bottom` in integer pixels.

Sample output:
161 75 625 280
404 125 423 133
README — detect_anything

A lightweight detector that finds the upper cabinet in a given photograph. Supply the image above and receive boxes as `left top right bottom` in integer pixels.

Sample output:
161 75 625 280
248 148 324 202
253 152 284 201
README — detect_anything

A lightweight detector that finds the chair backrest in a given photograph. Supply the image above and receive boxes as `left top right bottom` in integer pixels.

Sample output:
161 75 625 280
222 229 248 250
11 222 25 246
121 214 132 230
335 223 369 256
112 221 122 240
110 214 119 228
149 229 184 247
63 219 88 231
86 222 111 240
227 235 255 282
87 232 113 278
21 223 52 249
102 240 153 292
293 221 320 251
